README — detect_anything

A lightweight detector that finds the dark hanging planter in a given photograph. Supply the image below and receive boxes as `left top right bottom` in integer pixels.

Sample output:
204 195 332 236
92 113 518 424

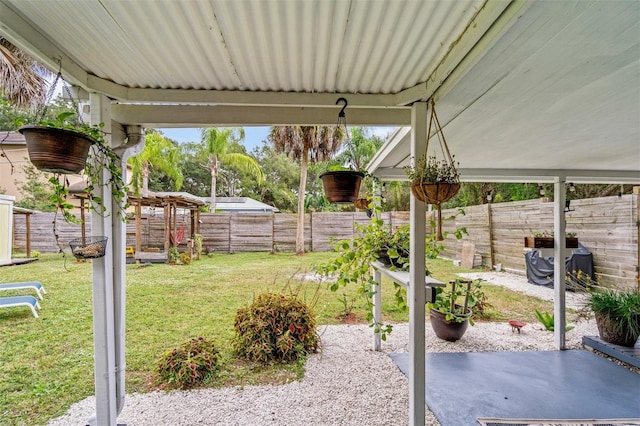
19 125 95 174
353 197 369 210
319 170 364 203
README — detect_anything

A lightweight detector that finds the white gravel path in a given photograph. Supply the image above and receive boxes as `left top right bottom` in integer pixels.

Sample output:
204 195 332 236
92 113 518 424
457 270 589 311
47 272 600 426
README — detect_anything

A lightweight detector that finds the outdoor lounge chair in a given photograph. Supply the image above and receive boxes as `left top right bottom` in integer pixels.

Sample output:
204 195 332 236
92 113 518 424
0 281 46 300
0 295 41 318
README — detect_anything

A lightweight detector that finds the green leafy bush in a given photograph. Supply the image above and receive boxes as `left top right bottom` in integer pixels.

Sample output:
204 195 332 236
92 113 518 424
156 337 220 389
233 293 319 363
534 309 574 332
194 233 203 260
168 246 179 263
535 309 555 331
179 252 192 265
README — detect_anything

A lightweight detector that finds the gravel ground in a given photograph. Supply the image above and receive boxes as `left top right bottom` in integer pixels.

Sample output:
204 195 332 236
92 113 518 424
48 272 600 426
457 270 590 311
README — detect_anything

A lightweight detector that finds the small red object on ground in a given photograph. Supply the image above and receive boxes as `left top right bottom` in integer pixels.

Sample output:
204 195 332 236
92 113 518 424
508 319 526 333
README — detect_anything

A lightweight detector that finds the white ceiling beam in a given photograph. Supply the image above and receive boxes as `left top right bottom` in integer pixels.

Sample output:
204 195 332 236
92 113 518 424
395 0 532 106
373 167 640 184
122 88 400 107
111 104 411 127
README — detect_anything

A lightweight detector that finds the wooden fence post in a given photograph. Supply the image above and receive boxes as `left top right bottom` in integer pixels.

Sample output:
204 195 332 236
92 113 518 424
487 202 495 268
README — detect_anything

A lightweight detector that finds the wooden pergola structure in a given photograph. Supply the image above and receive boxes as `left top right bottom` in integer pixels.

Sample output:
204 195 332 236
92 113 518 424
127 192 204 261
72 190 204 262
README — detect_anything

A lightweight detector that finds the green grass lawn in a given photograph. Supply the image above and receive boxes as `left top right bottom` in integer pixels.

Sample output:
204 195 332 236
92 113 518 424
0 252 553 426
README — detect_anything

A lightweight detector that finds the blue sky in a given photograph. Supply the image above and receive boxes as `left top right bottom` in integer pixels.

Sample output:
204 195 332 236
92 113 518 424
157 127 271 151
157 126 398 151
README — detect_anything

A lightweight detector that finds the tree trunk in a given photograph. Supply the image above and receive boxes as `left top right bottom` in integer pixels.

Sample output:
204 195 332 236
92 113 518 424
296 151 308 255
210 156 218 212
142 161 150 197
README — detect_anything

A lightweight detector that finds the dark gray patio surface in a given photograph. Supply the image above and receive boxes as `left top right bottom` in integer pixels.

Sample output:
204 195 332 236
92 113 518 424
389 350 640 426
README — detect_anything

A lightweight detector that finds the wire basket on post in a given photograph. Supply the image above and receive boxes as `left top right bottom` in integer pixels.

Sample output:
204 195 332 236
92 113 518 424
69 236 108 259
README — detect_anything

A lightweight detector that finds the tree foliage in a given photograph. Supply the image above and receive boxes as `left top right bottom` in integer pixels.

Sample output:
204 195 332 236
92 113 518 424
128 130 184 197
269 126 345 254
13 163 55 211
200 127 263 211
0 36 51 110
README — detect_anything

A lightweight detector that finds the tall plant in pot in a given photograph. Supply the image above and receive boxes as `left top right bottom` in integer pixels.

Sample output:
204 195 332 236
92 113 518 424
586 288 640 347
428 278 485 342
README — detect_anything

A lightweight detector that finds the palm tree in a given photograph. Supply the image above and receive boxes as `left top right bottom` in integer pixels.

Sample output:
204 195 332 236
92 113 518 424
269 126 345 255
333 127 382 171
0 37 50 110
129 131 184 197
200 127 263 211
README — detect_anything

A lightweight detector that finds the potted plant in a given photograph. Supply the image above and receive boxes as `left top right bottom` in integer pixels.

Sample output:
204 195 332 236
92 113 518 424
404 154 460 205
19 123 93 174
319 167 365 203
524 231 579 248
428 279 479 341
404 154 460 241
374 224 411 271
18 112 128 255
586 288 640 347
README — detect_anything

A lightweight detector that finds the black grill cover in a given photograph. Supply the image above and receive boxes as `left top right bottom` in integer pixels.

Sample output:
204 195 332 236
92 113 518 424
525 243 594 288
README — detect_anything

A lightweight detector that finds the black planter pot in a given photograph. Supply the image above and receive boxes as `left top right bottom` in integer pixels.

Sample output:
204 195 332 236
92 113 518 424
19 125 95 174
429 307 471 342
319 171 364 203
376 246 409 269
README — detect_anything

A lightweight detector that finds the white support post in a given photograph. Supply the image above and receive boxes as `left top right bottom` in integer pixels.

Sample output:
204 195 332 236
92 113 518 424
113 125 143 417
553 176 567 350
87 93 118 426
409 101 428 426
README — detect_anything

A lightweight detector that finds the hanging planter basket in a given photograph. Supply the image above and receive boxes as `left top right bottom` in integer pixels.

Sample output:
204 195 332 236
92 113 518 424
19 125 95 174
404 100 461 240
319 171 364 203
353 198 369 210
69 236 108 259
410 182 460 205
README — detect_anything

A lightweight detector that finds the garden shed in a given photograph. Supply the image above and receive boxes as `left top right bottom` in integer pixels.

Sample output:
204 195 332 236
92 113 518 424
0 194 14 264
1 1 638 425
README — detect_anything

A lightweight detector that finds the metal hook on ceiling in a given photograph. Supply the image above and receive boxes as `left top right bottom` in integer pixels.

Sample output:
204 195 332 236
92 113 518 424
336 97 348 118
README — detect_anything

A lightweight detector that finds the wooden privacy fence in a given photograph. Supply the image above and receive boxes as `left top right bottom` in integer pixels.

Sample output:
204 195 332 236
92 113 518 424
12 193 639 288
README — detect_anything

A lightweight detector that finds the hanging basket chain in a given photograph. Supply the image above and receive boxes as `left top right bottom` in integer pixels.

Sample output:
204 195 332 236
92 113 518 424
35 59 62 122
34 58 86 128
406 98 461 241
429 98 457 178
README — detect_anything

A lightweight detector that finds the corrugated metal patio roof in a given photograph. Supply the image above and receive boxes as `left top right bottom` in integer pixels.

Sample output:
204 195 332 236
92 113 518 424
1 0 636 181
